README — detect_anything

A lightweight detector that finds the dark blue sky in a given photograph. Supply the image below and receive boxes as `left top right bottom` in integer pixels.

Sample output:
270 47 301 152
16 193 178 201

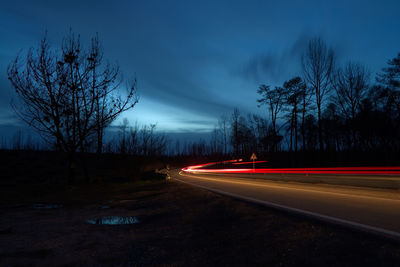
1 0 399 140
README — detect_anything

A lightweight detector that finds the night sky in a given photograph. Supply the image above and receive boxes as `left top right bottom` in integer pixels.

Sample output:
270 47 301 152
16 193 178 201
1 0 400 142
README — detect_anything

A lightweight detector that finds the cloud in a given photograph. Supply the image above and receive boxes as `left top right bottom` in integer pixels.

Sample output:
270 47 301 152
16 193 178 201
142 78 232 117
234 33 311 85
289 33 310 58
239 53 279 82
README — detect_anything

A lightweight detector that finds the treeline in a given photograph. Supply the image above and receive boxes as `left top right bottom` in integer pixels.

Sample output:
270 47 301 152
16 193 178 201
169 38 400 163
0 122 169 157
5 31 400 166
0 131 46 151
102 119 168 157
255 39 400 155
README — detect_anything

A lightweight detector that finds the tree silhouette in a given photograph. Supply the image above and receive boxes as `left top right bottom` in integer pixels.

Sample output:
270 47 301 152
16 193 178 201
257 85 285 152
283 77 305 152
377 52 400 89
218 115 229 155
257 85 284 135
333 62 369 120
7 31 138 183
332 62 369 148
299 78 313 151
376 52 400 117
231 108 241 156
302 37 334 151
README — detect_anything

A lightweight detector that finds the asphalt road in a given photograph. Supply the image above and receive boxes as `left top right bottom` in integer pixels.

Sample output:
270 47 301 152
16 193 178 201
173 170 400 239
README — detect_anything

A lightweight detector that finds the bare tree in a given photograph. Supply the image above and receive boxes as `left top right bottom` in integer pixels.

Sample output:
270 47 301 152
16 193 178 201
257 85 284 135
7 31 138 183
257 85 285 152
246 114 268 154
128 121 140 155
118 118 130 154
299 81 313 151
333 62 370 121
231 108 241 155
218 115 229 155
137 123 166 157
302 37 334 151
332 62 369 149
210 127 221 155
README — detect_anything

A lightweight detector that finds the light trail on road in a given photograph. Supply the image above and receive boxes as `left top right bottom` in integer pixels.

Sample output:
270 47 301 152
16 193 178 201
182 160 400 175
176 160 400 239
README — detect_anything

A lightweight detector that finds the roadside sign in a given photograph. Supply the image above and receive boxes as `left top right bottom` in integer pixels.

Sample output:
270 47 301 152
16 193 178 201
250 153 257 172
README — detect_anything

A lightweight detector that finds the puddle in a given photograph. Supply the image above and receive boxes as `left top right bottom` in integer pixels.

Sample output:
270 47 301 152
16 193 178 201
87 216 139 225
32 204 63 209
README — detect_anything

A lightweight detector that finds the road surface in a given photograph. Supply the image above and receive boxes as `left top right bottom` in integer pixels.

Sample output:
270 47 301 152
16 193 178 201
173 170 400 239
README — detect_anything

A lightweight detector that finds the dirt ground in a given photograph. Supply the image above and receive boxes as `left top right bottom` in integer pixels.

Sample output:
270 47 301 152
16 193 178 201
1 175 400 267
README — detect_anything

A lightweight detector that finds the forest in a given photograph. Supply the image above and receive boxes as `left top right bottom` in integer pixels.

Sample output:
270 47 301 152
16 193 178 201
170 38 400 166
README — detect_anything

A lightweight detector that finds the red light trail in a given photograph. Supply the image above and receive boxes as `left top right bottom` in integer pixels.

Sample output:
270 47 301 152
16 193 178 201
181 160 400 175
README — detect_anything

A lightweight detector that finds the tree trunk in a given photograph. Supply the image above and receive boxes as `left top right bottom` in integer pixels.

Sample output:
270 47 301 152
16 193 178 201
290 114 293 153
294 104 298 152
